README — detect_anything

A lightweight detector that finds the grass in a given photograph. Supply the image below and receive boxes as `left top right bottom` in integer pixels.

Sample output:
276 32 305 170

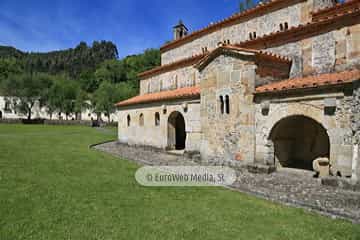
0 124 359 240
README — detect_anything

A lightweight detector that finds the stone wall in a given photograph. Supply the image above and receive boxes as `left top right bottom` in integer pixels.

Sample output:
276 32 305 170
352 80 360 180
311 0 336 11
255 91 354 176
139 65 199 95
266 23 360 78
161 2 305 65
117 100 201 152
199 54 256 165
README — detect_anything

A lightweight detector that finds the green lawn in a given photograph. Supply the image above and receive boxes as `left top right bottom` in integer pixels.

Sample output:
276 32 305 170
0 124 359 240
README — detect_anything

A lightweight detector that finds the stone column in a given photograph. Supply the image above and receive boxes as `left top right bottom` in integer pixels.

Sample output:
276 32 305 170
264 139 275 166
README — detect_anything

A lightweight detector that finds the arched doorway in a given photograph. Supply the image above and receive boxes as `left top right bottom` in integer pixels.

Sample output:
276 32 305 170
269 115 330 170
168 111 186 150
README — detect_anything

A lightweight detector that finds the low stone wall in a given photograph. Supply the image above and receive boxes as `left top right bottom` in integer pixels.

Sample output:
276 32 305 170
44 120 92 126
0 119 22 124
0 119 118 127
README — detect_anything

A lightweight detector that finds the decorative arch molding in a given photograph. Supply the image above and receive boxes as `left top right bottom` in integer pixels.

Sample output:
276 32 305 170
264 103 336 145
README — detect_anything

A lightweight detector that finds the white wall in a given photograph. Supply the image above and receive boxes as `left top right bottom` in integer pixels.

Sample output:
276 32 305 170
118 100 201 151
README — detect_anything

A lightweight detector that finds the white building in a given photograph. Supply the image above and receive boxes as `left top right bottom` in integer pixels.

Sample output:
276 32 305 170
0 97 117 122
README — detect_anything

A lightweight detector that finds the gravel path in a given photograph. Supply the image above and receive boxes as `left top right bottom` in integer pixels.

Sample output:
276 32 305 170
94 141 360 223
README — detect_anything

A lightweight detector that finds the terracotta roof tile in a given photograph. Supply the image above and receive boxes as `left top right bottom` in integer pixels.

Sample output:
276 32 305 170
238 4 360 49
115 86 200 107
255 70 360 94
139 45 290 79
138 54 205 79
311 0 360 21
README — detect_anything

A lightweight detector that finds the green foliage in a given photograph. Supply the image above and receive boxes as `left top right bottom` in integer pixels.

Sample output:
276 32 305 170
238 0 257 12
0 41 118 79
0 42 160 120
0 58 22 83
93 81 136 122
95 48 160 85
46 75 80 119
74 90 90 114
1 73 52 119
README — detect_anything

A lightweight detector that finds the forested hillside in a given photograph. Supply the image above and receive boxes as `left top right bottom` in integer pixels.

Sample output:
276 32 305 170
0 42 160 121
0 41 118 78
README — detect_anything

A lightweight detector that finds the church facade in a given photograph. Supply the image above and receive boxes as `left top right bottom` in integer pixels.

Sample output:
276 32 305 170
116 0 360 180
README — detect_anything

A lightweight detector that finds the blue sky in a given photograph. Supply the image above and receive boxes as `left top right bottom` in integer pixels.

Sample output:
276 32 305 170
0 0 259 58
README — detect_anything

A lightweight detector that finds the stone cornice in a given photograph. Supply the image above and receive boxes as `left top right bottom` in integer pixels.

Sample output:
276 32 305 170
160 0 306 53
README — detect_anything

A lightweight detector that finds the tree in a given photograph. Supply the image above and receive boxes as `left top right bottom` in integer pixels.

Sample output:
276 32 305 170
239 0 256 12
0 58 22 84
47 76 79 120
1 73 52 119
93 81 136 122
74 90 90 119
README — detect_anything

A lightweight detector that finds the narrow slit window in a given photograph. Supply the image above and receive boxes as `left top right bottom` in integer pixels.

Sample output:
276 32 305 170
225 95 230 114
284 22 288 30
220 96 224 114
279 23 283 31
127 115 131 127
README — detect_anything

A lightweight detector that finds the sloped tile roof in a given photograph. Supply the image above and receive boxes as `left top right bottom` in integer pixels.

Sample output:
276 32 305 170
238 3 360 49
115 86 200 107
311 0 360 21
255 70 360 94
195 45 291 70
138 54 205 79
139 45 290 79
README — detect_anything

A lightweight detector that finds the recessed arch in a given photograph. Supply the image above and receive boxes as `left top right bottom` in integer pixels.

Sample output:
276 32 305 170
269 115 330 170
139 113 144 126
155 112 160 126
167 111 186 150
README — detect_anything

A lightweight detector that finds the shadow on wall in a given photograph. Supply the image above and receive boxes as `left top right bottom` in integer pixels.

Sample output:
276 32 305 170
168 111 186 150
270 115 330 170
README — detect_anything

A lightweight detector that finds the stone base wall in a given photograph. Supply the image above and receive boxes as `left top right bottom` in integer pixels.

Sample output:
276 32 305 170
117 100 201 152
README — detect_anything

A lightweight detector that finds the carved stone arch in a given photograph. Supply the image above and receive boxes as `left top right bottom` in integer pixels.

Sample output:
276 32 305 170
264 103 333 143
262 103 334 168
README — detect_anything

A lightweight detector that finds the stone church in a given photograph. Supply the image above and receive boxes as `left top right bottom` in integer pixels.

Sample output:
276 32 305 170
116 0 360 180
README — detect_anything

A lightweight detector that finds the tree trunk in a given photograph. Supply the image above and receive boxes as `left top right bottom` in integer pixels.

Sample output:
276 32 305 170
27 104 32 120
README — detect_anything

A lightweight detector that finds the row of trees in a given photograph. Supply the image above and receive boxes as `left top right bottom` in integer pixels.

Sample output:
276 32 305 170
1 72 136 121
0 43 160 122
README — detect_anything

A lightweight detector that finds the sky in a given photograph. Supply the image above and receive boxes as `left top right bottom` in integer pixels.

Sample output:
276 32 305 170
0 0 261 58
